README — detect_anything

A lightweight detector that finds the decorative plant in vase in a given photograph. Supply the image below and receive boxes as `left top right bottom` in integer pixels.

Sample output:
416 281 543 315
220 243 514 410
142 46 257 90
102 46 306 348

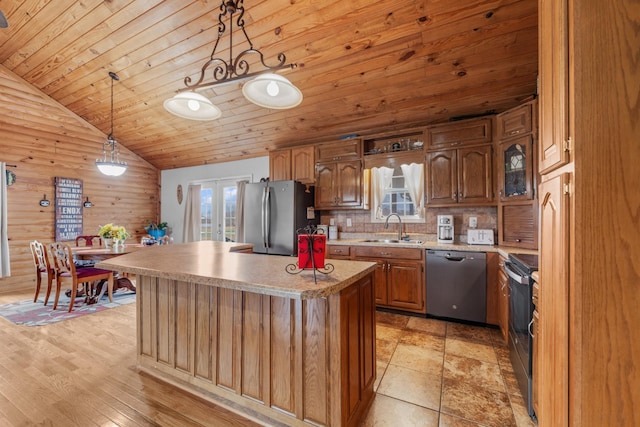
98 223 130 248
144 220 169 240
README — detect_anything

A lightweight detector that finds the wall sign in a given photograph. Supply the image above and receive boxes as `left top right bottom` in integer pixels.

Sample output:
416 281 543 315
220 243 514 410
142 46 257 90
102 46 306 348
55 177 83 242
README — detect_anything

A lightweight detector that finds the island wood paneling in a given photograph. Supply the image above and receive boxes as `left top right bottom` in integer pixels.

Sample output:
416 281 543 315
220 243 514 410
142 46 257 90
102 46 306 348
0 65 159 294
135 273 376 427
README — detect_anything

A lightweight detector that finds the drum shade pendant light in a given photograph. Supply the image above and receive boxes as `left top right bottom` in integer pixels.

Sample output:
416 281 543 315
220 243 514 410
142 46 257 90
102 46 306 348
96 72 127 177
163 0 302 120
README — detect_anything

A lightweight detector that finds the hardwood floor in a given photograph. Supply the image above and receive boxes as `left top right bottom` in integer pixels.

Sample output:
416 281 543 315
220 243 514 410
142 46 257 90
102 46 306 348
0 290 534 426
0 290 258 427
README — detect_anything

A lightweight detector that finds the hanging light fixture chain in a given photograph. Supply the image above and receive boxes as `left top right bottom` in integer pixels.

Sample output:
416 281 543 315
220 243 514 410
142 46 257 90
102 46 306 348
164 0 303 119
180 0 293 92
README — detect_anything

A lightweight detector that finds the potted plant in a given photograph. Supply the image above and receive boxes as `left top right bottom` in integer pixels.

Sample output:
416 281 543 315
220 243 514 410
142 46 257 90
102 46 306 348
98 223 130 248
145 220 169 240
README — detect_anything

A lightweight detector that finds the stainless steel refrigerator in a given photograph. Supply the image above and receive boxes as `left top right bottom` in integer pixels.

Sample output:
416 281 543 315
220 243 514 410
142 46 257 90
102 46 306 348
243 180 317 255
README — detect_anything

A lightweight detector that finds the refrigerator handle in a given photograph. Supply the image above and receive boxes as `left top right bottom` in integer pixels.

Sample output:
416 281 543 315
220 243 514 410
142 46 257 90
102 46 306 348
264 186 271 248
261 187 268 248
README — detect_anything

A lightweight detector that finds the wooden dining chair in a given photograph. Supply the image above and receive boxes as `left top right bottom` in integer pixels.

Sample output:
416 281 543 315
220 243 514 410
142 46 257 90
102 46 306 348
29 240 55 305
75 235 102 247
49 242 114 312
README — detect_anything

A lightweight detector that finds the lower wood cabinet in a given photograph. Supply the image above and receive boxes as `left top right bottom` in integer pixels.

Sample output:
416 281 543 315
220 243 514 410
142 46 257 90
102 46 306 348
351 246 425 314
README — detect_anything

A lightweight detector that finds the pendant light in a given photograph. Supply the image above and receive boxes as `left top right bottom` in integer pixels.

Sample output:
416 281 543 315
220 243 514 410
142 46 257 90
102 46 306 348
96 72 127 177
163 0 302 120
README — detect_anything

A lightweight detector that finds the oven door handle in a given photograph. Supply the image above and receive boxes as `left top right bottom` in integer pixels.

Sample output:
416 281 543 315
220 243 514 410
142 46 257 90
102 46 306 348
504 261 529 284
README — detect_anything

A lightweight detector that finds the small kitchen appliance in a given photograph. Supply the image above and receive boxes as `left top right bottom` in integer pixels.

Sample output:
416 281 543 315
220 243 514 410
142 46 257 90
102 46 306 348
467 229 495 245
437 215 454 244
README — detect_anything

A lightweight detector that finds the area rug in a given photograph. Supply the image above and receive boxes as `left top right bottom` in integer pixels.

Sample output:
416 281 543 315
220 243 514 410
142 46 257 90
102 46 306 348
0 290 136 327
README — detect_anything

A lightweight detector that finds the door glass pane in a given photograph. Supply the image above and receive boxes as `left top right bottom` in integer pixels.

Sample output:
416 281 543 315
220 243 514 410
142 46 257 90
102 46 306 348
222 185 237 242
504 144 527 197
201 188 213 240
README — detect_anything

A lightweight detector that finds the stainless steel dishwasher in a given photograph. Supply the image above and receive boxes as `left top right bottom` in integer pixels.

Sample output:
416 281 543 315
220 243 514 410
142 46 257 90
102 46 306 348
426 250 487 322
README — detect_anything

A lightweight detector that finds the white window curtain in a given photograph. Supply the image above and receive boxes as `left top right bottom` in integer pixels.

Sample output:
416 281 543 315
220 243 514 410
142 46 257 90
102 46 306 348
0 162 11 277
371 166 394 219
236 180 248 242
182 184 202 243
401 163 425 218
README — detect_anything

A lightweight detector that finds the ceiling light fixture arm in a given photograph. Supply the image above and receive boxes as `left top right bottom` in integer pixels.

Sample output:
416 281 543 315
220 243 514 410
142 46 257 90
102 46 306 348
180 0 295 93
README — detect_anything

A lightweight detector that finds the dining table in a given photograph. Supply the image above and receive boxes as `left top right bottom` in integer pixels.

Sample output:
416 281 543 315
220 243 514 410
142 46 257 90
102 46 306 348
71 243 147 298
71 243 146 261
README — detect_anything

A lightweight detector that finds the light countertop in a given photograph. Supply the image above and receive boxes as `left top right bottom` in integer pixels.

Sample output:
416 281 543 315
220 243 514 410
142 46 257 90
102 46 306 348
96 240 376 300
326 234 539 256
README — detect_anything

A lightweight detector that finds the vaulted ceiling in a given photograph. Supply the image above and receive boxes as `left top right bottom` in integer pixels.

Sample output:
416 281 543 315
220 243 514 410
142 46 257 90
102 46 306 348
0 0 538 170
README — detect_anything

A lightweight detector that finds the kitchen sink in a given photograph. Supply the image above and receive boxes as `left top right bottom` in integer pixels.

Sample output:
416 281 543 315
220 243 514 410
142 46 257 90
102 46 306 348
360 239 423 244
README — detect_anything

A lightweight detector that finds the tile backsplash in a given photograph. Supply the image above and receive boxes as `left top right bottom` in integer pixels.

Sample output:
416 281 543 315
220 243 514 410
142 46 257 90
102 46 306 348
319 206 497 241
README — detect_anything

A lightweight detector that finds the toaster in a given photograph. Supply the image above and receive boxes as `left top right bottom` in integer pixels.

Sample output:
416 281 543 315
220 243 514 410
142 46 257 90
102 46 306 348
467 229 495 245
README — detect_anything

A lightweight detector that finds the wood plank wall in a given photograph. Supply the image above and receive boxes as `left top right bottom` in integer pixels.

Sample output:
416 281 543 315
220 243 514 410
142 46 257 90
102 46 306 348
0 65 159 294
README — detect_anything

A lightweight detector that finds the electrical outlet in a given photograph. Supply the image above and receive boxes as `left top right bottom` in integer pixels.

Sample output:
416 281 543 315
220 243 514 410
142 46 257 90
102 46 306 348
469 217 478 228
330 218 335 226
346 218 352 227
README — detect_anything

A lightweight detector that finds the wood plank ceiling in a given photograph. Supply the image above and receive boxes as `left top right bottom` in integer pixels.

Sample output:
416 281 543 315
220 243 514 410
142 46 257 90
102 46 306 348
0 0 538 170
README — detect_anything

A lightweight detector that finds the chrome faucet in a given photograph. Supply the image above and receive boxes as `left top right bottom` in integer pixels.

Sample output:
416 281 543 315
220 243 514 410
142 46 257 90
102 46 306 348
384 213 403 241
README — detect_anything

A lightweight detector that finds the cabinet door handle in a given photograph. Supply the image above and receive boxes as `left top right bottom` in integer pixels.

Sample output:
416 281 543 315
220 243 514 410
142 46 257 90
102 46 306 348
509 130 521 135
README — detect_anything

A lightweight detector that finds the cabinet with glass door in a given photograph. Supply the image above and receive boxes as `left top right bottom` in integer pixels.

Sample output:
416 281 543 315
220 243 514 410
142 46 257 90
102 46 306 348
498 134 534 202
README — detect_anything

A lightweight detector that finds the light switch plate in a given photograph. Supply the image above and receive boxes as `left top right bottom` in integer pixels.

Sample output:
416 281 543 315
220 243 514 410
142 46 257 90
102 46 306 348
346 218 352 227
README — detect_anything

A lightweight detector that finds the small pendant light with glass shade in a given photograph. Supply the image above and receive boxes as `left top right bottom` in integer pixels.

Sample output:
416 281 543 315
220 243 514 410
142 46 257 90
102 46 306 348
96 72 127 177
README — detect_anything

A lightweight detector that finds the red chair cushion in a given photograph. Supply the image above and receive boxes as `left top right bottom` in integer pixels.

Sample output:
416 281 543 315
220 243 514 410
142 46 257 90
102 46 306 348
61 268 112 279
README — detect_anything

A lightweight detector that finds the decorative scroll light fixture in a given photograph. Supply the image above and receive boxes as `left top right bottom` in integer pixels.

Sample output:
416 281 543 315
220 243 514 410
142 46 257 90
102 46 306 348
96 72 127 177
163 0 303 121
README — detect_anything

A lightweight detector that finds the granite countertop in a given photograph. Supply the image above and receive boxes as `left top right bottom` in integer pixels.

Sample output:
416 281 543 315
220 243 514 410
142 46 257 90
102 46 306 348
96 240 376 300
326 233 539 256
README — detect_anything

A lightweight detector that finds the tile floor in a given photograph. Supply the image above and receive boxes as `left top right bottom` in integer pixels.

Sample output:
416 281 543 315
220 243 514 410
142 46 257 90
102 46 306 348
361 311 537 427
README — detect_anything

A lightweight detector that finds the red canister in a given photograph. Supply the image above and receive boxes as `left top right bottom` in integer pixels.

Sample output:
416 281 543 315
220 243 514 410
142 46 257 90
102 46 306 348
297 234 326 269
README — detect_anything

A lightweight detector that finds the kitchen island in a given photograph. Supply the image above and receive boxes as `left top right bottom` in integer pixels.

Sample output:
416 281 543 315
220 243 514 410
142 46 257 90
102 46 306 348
97 241 377 427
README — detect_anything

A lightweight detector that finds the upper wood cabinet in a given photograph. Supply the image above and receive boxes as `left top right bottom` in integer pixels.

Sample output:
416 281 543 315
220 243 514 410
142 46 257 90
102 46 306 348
498 135 534 202
269 146 315 184
497 100 538 249
291 146 315 184
498 102 533 139
315 139 364 209
315 160 363 209
315 138 362 162
425 117 493 150
538 0 570 174
269 150 291 182
426 145 493 206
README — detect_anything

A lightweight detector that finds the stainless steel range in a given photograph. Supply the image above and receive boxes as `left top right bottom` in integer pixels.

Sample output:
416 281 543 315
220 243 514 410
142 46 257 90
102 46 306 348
505 253 538 420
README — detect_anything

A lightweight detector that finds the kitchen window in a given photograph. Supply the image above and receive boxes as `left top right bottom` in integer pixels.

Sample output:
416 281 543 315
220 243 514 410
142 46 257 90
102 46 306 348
369 162 424 222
